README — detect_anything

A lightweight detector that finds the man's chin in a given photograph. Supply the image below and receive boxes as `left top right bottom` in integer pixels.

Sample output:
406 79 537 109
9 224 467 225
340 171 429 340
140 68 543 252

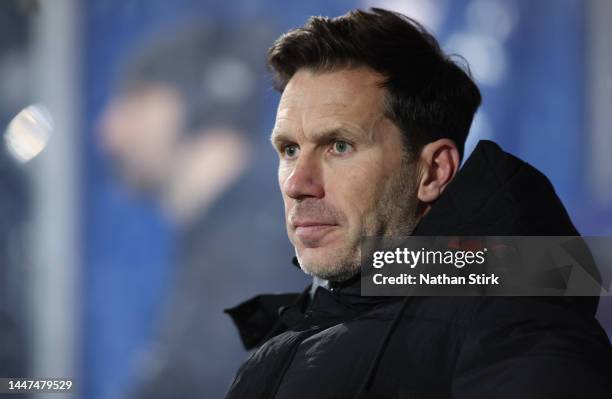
295 247 360 282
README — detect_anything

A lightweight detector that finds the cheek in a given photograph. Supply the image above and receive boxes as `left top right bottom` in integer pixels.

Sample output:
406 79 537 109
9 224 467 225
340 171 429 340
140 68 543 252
277 162 290 186
278 166 292 215
326 157 384 225
277 165 288 197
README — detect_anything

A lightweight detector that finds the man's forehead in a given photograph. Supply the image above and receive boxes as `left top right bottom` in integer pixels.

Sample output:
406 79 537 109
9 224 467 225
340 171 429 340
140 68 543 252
281 67 384 104
274 67 386 133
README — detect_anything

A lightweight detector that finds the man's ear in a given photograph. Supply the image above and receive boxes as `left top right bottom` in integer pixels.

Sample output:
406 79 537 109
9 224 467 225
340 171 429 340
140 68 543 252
416 139 460 204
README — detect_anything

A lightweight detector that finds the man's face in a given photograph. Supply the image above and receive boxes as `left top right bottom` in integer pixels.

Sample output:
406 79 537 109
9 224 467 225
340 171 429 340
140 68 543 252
99 84 184 192
272 67 422 281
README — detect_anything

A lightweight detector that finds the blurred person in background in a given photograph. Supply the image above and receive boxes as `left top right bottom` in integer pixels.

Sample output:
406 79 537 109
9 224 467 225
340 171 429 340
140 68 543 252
98 20 305 398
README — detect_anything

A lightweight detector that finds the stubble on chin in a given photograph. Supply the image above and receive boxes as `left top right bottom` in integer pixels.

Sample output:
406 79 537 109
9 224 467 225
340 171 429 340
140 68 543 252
297 243 361 282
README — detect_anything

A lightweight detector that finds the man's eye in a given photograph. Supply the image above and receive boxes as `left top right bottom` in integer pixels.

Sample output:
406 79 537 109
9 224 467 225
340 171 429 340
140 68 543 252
331 140 353 154
283 144 299 158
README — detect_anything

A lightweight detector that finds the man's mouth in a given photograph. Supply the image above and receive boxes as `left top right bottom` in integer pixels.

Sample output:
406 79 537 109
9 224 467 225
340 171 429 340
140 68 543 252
293 221 338 245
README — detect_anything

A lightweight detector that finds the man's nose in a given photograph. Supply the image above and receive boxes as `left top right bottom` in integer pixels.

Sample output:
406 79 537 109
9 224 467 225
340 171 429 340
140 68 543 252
283 152 324 200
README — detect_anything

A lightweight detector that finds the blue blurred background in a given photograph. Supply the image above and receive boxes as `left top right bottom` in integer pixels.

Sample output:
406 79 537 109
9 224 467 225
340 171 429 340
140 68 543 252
0 0 611 398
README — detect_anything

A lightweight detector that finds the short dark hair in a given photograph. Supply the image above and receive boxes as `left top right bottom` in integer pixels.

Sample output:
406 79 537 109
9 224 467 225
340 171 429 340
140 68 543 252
267 8 482 159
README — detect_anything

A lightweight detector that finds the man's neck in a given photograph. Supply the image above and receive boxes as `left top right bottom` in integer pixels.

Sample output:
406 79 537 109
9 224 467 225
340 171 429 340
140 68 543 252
310 276 330 298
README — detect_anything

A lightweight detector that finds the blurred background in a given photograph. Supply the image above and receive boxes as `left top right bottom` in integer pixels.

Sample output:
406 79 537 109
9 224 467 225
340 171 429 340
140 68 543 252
0 0 611 398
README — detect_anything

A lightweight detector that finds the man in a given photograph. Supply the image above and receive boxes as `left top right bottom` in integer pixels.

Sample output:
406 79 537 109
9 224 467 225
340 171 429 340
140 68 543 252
99 22 305 398
224 8 612 398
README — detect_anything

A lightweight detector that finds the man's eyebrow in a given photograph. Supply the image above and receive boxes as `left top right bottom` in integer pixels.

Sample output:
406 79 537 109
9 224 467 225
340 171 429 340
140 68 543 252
270 131 293 147
309 126 364 142
270 125 366 146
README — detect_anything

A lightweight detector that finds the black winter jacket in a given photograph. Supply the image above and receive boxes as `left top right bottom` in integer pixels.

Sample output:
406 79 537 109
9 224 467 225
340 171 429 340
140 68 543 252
224 140 612 398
